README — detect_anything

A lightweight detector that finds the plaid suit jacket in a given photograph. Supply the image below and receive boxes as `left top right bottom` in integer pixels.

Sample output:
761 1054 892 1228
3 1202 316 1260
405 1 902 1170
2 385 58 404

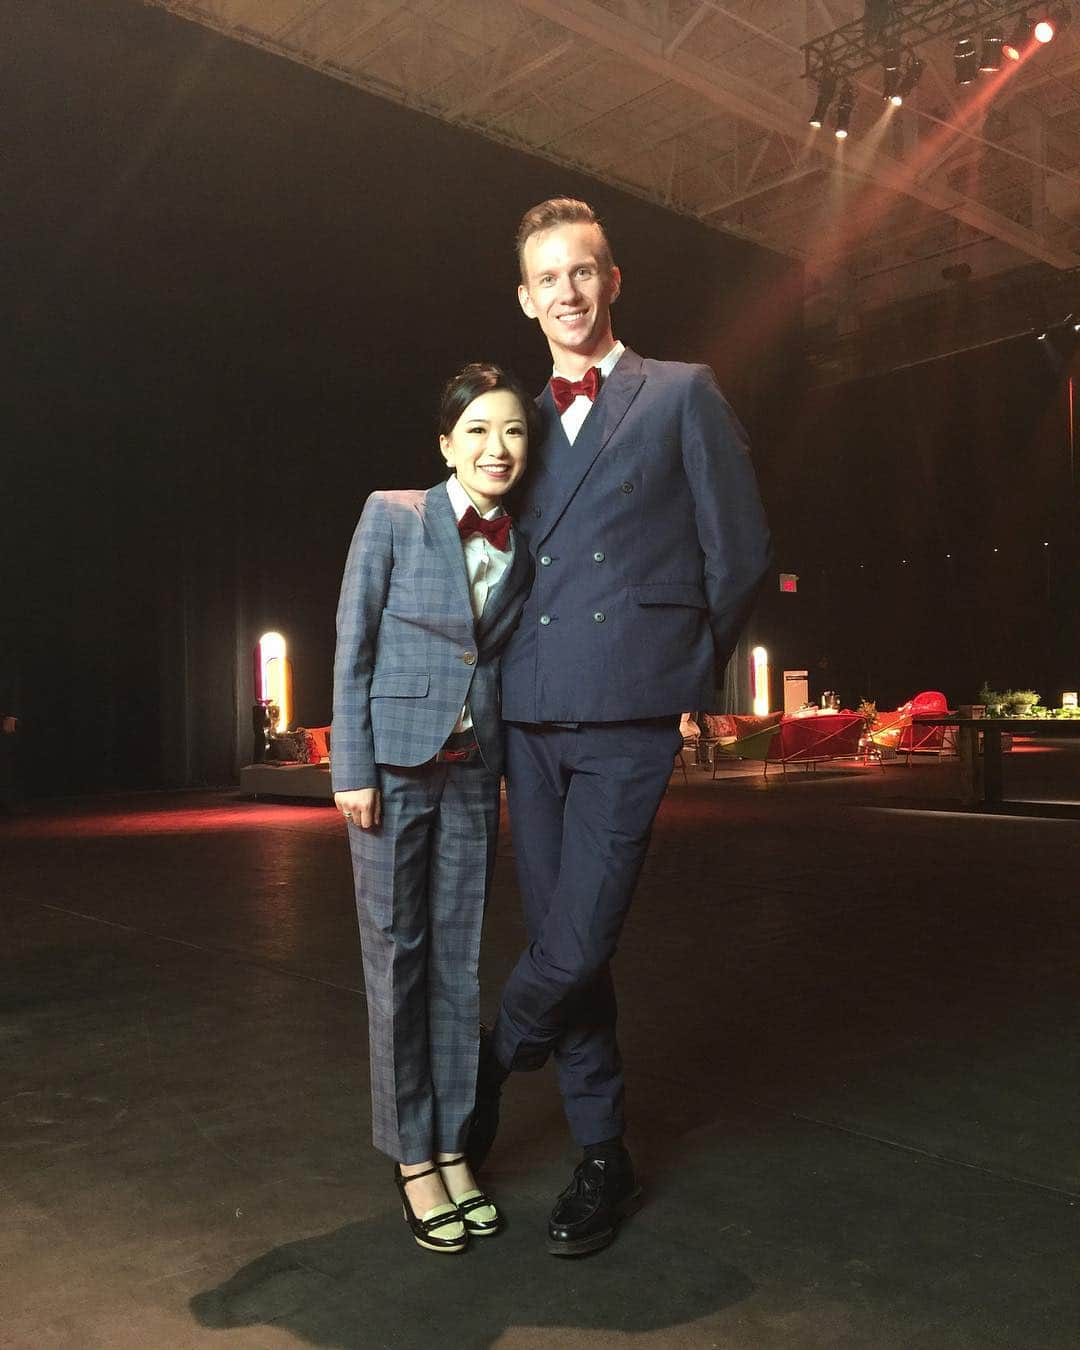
332 481 532 790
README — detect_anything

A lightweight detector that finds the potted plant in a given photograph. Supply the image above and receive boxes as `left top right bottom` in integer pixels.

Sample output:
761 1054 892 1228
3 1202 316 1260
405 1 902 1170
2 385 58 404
977 682 1003 717
1001 690 1040 716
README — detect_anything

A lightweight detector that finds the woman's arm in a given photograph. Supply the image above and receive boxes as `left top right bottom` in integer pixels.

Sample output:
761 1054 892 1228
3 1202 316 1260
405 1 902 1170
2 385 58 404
331 493 394 807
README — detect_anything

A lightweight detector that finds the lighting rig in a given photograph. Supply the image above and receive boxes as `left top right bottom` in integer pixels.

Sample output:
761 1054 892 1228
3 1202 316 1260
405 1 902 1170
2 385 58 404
804 1 1071 136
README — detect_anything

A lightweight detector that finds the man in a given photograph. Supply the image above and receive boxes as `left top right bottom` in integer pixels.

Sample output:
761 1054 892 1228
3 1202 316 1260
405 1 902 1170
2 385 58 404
470 197 771 1256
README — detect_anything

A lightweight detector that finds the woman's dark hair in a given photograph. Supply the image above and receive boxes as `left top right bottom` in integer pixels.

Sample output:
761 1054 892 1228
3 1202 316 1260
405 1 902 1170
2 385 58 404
438 362 538 445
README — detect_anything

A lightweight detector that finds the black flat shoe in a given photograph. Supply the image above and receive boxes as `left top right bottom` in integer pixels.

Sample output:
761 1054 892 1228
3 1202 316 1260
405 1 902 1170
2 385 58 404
546 1154 643 1257
394 1164 467 1253
436 1156 503 1236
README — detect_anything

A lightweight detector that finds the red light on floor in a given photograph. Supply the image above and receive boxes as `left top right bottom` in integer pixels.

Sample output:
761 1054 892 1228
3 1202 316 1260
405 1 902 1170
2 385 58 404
1034 19 1055 41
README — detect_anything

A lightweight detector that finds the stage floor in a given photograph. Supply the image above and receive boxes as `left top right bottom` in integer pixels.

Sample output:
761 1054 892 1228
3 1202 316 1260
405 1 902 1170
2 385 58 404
4 746 1080 1348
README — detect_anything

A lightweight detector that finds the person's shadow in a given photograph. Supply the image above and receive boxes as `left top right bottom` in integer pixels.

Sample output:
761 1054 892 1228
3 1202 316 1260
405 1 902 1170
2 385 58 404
191 1188 752 1349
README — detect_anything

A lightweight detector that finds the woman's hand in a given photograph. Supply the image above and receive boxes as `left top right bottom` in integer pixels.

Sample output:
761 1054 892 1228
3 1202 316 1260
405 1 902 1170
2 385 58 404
335 788 382 829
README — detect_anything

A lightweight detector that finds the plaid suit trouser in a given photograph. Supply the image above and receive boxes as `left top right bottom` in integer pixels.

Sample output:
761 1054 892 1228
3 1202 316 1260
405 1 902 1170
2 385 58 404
348 755 499 1163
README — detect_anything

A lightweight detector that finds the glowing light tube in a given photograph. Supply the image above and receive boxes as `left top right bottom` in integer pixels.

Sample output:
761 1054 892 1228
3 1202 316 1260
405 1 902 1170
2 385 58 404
256 631 292 732
751 645 770 717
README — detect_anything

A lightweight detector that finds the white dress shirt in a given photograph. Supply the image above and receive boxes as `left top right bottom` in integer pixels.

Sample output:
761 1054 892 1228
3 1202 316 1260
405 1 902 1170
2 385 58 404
445 474 513 732
553 340 625 445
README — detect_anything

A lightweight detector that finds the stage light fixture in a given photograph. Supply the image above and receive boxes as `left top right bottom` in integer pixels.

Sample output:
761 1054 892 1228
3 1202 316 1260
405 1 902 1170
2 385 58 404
1003 14 1032 59
809 72 837 128
834 82 855 139
980 30 1004 69
1036 313 1079 369
953 36 979 83
894 54 924 102
1035 4 1071 42
882 46 902 103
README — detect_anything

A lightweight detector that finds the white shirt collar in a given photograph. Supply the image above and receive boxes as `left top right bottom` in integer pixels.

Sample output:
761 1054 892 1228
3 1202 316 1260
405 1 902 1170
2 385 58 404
552 339 625 384
445 473 505 522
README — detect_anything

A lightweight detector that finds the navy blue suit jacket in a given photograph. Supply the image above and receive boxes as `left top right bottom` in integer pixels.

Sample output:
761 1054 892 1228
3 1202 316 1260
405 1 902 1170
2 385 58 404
500 349 771 722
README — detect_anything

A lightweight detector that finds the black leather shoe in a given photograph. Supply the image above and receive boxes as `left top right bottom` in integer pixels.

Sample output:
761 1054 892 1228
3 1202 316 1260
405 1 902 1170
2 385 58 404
546 1154 643 1256
465 1026 505 1172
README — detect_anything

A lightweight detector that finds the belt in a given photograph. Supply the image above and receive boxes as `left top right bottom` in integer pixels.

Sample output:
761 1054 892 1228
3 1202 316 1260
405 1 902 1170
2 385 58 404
435 731 480 764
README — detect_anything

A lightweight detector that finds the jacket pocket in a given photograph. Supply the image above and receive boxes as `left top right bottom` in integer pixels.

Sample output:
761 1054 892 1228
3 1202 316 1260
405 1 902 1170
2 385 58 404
370 672 430 698
630 583 707 609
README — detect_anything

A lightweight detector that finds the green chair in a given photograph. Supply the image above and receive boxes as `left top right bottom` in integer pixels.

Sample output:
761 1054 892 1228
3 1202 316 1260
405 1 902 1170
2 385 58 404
711 723 782 778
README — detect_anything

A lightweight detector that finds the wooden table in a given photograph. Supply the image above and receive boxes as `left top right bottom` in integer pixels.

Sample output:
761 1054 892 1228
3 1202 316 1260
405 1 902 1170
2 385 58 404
912 716 1080 805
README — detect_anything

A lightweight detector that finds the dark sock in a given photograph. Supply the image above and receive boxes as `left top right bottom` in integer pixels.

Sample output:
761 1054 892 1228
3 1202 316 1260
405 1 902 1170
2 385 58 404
477 1030 510 1096
583 1136 628 1164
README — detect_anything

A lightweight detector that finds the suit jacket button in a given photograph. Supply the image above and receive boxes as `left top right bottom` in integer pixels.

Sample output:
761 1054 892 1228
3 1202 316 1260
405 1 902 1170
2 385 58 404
539 614 552 626
593 551 605 562
540 555 552 566
593 611 605 623
534 507 542 517
462 651 476 665
620 482 634 494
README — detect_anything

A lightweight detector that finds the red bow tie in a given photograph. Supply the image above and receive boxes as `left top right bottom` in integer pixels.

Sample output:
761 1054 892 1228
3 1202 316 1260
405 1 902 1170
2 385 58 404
550 366 601 415
457 505 512 551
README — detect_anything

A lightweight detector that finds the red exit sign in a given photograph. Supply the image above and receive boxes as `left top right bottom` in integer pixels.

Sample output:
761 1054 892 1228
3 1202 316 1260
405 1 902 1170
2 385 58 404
779 573 798 593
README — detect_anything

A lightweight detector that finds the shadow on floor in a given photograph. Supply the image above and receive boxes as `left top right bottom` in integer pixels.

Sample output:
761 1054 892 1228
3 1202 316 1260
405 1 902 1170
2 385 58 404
190 1210 753 1350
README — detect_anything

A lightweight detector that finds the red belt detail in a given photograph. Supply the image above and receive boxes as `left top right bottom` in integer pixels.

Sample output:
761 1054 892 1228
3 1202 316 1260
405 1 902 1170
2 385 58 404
439 747 473 763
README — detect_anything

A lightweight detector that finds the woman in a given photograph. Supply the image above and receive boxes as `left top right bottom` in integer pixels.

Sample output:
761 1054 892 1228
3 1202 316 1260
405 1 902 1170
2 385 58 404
332 363 534 1253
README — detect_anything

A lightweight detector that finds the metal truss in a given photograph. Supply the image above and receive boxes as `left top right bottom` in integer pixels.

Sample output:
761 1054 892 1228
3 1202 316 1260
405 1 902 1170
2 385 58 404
145 0 1080 272
802 0 1036 82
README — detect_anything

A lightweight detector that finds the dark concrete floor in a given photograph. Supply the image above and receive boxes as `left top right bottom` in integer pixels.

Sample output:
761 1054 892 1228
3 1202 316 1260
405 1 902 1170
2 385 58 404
3 744 1080 1349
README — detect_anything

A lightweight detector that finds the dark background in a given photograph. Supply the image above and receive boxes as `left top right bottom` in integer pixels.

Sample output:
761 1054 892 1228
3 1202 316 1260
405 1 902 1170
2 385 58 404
769 337 1079 717
4 0 1076 797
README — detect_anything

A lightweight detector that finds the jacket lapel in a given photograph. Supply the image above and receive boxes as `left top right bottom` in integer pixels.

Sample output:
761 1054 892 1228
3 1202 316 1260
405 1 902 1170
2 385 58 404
476 524 531 649
424 481 474 621
534 349 646 543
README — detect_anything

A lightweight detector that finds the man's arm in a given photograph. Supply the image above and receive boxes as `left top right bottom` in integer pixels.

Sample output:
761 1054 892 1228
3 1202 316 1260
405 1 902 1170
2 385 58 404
330 494 394 795
680 366 772 685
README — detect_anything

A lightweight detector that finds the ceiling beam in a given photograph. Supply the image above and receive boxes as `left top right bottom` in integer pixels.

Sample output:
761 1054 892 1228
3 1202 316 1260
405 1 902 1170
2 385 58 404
449 36 575 119
664 3 710 58
736 132 778 198
515 0 1079 268
698 162 821 217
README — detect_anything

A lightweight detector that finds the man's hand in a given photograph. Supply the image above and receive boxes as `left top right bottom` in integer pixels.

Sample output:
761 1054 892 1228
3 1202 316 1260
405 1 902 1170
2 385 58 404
1 716 17 736
334 788 381 829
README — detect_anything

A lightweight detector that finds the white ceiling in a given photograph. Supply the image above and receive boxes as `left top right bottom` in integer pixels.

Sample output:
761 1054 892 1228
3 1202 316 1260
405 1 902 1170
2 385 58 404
148 0 1080 316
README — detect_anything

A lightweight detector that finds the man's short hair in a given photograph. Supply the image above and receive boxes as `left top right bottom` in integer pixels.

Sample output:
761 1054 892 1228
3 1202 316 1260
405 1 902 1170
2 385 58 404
515 197 615 280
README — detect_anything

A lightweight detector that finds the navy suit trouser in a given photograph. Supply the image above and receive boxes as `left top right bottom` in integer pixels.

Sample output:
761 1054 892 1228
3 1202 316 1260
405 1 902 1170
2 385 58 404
496 717 682 1146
